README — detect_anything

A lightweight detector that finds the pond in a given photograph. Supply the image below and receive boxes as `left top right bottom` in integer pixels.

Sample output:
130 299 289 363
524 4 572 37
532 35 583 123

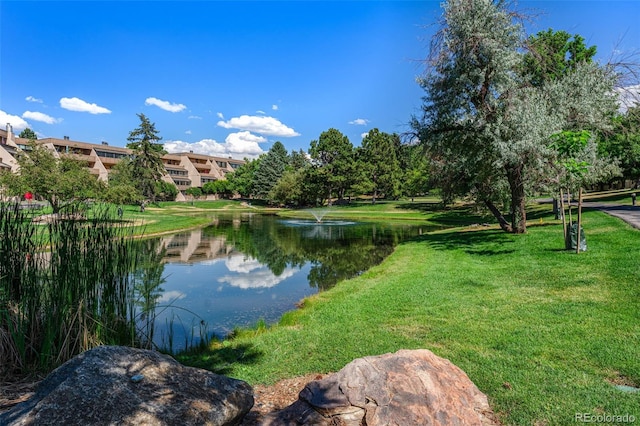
140 213 434 351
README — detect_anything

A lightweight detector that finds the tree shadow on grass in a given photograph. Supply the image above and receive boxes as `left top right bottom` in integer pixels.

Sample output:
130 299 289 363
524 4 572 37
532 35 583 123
175 343 263 376
410 228 516 256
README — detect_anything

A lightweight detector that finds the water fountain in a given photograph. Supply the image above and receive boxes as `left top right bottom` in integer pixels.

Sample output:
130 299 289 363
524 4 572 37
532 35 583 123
309 209 330 223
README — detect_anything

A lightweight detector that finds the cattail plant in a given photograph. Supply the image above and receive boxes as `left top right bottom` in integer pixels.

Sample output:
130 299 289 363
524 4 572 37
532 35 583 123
0 202 152 376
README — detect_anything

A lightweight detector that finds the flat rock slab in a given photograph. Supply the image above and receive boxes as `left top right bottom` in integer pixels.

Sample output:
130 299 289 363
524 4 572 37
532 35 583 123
263 349 498 425
0 345 254 426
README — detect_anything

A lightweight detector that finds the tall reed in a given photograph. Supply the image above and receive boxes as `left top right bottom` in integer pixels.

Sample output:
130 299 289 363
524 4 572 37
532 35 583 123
0 202 144 376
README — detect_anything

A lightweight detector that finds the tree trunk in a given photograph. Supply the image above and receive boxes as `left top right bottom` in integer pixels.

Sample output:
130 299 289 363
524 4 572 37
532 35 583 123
49 196 59 214
507 164 526 234
484 199 512 232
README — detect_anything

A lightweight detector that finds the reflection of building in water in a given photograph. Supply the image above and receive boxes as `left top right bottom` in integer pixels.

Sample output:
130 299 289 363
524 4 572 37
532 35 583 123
160 228 233 263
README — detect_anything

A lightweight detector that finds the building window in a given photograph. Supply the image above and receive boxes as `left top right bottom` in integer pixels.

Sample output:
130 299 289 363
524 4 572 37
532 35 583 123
95 150 128 159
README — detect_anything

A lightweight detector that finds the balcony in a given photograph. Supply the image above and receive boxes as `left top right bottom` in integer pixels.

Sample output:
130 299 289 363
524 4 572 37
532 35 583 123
98 156 120 165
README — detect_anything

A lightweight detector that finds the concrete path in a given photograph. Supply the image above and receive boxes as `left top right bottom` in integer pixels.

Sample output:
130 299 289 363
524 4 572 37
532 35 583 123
580 202 640 230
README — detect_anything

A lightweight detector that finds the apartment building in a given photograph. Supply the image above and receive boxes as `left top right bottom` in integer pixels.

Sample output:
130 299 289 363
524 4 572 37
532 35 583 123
0 124 244 201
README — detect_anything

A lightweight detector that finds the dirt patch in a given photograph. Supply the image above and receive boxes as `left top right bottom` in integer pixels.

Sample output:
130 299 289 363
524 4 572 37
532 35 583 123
0 377 41 414
240 373 326 425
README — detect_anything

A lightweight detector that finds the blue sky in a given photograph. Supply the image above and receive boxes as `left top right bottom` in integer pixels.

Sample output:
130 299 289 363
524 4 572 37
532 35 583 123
1 1 638 159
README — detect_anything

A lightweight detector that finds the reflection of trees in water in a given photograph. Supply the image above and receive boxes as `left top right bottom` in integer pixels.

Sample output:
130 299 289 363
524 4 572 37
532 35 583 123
203 216 415 291
131 238 167 349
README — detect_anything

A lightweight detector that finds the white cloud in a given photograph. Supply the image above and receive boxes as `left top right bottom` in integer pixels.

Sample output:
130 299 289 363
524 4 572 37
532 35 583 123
0 110 29 131
25 96 43 103
217 115 300 137
224 131 267 157
164 139 229 157
616 84 640 112
217 112 224 119
256 110 266 115
361 132 370 139
60 97 111 114
158 290 186 303
218 255 298 289
22 111 61 124
145 97 186 113
185 130 192 135
225 255 263 273
188 115 202 120
272 104 279 111
164 131 266 159
349 118 369 126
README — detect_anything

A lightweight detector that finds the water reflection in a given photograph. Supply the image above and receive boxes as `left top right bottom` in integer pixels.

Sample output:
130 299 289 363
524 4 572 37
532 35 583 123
144 214 434 350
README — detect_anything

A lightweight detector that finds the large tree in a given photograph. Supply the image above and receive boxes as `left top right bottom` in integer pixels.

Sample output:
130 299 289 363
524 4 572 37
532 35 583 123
253 141 289 201
102 157 143 205
126 113 166 203
599 106 640 187
413 0 618 233
523 29 597 88
357 129 401 203
0 141 104 213
226 157 260 198
309 128 355 205
18 128 37 140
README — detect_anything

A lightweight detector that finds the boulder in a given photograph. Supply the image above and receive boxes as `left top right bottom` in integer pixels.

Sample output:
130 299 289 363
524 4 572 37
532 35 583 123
0 345 253 426
262 349 497 425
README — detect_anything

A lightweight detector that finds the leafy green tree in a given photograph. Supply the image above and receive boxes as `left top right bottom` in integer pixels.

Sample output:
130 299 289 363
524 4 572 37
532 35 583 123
288 149 309 171
0 140 104 213
523 29 597 87
227 158 260 198
203 179 234 198
309 128 355 205
269 169 304 206
126 113 167 203
253 141 288 201
154 180 178 202
599 106 640 187
185 186 203 202
412 0 618 233
401 144 430 200
357 129 401 203
281 148 319 206
102 158 143 205
18 128 37 140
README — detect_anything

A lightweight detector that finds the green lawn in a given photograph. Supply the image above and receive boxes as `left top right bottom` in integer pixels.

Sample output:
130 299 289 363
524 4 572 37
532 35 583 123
177 207 640 425
122 197 494 235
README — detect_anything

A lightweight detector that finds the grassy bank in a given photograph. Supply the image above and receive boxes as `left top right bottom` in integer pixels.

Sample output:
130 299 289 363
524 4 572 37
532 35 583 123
177 208 639 425
118 197 473 236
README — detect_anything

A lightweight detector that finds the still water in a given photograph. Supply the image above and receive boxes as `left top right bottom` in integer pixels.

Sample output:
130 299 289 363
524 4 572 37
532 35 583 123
143 213 432 350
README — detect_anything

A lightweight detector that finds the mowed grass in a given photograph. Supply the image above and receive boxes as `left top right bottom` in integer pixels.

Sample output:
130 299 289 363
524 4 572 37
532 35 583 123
116 200 263 236
178 208 640 425
277 196 498 225
122 197 490 235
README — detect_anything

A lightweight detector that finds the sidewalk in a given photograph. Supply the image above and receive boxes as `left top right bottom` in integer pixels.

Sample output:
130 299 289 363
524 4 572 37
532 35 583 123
579 202 640 230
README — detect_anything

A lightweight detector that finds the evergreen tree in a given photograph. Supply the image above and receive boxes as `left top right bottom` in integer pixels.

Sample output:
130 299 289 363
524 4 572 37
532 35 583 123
126 113 166 203
523 29 597 87
18 128 37 140
357 129 401 203
309 128 355 205
253 141 289 201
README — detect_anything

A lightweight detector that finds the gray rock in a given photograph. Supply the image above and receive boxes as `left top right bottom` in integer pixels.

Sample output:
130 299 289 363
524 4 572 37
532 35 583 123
262 349 498 425
0 345 253 426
